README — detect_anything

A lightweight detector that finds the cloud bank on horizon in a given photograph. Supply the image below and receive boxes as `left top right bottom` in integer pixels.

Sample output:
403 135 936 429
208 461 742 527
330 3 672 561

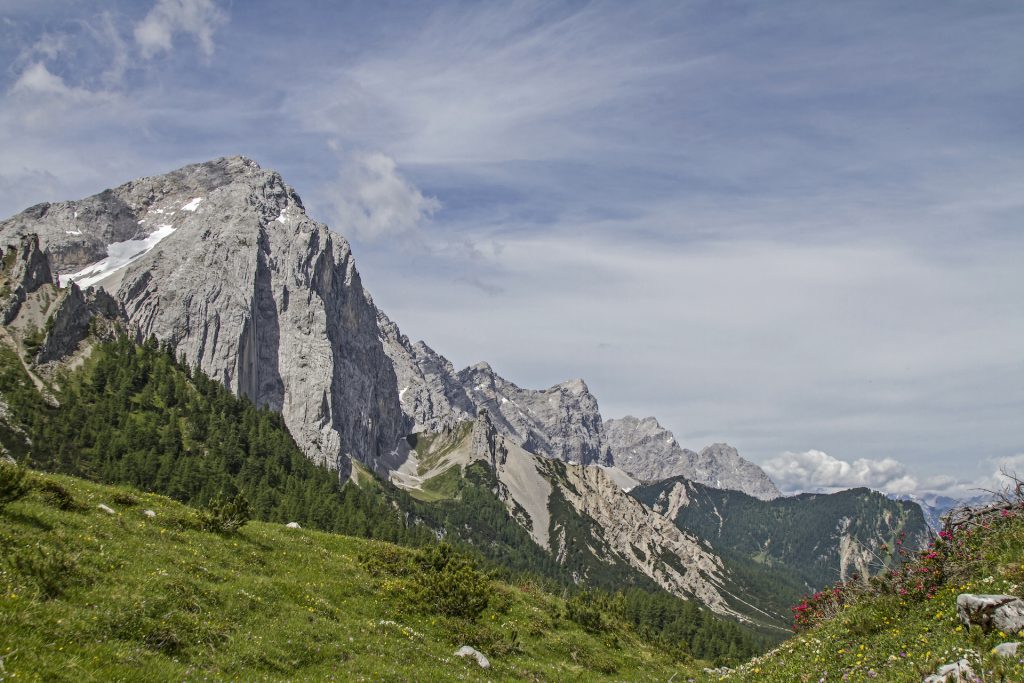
762 450 1024 500
0 0 1021 498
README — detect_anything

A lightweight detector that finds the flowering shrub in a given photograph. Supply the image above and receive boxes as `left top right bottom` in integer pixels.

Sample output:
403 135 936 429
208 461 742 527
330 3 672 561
791 499 1024 632
792 583 849 632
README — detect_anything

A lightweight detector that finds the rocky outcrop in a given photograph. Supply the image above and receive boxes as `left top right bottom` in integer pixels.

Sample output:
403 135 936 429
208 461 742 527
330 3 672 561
459 362 611 465
0 157 406 476
550 460 739 618
36 284 120 364
605 416 780 499
1 235 55 324
378 310 475 433
957 594 1024 634
380 312 613 465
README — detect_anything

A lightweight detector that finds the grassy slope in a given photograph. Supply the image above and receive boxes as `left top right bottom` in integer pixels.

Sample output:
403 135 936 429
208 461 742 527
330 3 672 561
720 505 1024 682
0 471 705 682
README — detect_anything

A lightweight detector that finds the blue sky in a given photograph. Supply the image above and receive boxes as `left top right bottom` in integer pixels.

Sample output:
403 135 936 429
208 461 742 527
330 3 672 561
1 0 1022 496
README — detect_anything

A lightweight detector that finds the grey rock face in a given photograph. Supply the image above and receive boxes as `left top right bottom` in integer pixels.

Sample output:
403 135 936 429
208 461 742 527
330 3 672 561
603 415 697 482
458 362 611 465
604 416 781 500
379 314 612 465
689 443 781 501
0 161 240 274
1 235 55 324
1 157 405 476
377 310 475 433
957 594 1024 634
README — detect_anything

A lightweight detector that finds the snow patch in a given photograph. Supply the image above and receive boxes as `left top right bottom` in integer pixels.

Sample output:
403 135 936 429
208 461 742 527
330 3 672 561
399 387 409 401
275 210 287 223
65 230 82 236
181 197 203 212
60 224 176 289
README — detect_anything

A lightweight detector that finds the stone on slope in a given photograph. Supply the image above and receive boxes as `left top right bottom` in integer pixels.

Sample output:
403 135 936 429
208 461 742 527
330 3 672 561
957 594 1024 634
922 658 974 683
454 645 490 669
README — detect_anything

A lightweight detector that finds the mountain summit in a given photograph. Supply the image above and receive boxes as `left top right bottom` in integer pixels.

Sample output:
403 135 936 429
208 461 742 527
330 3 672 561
0 156 406 477
604 416 781 500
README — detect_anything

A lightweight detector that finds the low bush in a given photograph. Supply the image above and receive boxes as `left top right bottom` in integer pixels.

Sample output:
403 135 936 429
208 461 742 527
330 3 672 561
35 479 80 511
410 543 491 621
0 460 30 509
6 544 78 599
199 492 251 534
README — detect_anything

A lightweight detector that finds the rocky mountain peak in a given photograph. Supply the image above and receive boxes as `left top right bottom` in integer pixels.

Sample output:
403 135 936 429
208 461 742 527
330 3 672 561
604 416 781 500
0 157 405 478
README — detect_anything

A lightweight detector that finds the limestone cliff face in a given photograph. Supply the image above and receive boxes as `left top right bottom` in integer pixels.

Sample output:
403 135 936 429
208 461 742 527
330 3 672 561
0 235 55 324
605 415 781 500
377 310 475 433
0 157 406 475
456 362 611 465
379 317 613 465
550 461 739 617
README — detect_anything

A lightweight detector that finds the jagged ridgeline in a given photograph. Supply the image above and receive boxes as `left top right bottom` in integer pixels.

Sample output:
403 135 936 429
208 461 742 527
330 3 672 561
632 477 932 605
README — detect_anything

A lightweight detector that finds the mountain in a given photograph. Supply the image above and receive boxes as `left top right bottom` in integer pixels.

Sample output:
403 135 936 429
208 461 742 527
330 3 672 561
722 495 1024 682
890 492 993 532
0 157 923 635
0 157 406 478
632 477 932 593
0 272 772 662
380 313 611 466
385 409 767 624
604 415 781 500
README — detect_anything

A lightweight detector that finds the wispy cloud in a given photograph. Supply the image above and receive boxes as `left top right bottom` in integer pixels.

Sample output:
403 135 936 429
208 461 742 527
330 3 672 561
134 0 227 59
324 151 440 241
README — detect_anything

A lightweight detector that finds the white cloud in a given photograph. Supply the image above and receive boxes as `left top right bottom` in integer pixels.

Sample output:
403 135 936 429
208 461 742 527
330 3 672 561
762 449 918 495
134 0 226 59
11 62 71 96
325 152 440 241
762 449 1024 500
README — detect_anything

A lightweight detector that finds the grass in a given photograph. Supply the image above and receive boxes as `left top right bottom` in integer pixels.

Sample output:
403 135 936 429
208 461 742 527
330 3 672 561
720 503 1024 682
0 470 706 682
413 422 474 476
407 465 465 503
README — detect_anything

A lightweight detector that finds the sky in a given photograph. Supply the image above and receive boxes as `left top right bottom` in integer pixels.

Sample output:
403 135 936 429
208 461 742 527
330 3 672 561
1 0 1021 499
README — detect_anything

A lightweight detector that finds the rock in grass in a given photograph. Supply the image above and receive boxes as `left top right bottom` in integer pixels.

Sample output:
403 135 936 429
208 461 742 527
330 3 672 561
957 594 1024 633
923 658 974 683
454 645 490 669
143 509 156 518
97 503 115 515
285 522 301 529
992 642 1021 657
